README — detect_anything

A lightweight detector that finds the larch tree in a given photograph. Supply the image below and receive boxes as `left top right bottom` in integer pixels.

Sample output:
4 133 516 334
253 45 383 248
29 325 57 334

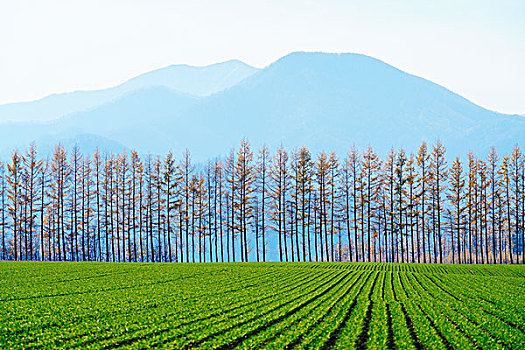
487 147 500 263
327 152 340 262
81 156 93 261
394 149 408 263
236 139 256 262
163 151 180 263
180 150 194 263
0 163 6 260
340 151 353 262
466 152 478 264
447 157 466 264
347 146 360 262
500 156 513 263
269 146 289 262
152 156 165 262
406 154 418 263
362 146 381 262
92 150 103 261
510 146 522 263
416 142 430 263
50 144 69 261
130 151 144 262
225 150 237 262
7 151 22 260
295 147 313 262
430 141 448 263
22 143 43 260
206 162 215 263
383 148 396 262
256 145 270 262
214 160 225 262
70 145 82 261
477 158 489 264
315 152 330 261
118 153 130 262
102 154 114 262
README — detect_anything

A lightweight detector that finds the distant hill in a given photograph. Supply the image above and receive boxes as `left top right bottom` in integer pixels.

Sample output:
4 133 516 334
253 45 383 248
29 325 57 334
0 52 523 160
176 52 525 159
0 60 258 123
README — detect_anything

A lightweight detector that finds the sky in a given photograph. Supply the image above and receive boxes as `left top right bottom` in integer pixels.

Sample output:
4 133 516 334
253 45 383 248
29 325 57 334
0 0 524 114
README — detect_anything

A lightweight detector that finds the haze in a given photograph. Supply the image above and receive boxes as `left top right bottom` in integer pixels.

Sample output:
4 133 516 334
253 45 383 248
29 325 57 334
0 0 523 114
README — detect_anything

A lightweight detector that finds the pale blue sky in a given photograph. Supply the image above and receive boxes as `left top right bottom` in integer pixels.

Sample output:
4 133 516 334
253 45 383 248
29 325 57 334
0 0 523 114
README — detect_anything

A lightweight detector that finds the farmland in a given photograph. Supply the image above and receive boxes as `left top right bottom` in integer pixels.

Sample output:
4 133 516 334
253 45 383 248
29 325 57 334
1 262 524 349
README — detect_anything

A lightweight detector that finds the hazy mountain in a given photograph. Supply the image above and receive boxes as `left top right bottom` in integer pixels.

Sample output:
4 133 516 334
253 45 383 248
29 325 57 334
0 52 523 160
177 52 525 160
119 59 258 97
0 60 258 123
0 86 197 157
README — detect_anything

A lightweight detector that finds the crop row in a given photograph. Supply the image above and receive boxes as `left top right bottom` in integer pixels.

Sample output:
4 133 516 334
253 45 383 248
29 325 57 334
0 262 524 349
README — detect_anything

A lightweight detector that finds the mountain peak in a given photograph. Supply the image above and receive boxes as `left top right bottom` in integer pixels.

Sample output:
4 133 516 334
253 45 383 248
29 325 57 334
275 51 382 64
162 58 256 71
119 59 259 97
0 59 259 124
267 51 402 77
0 52 522 160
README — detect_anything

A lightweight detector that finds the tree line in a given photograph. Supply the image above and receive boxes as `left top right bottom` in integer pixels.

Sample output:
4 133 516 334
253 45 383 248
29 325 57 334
0 139 524 264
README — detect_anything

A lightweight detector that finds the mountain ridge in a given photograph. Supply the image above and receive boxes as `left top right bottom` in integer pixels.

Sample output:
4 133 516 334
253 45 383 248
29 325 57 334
0 51 523 160
0 59 259 123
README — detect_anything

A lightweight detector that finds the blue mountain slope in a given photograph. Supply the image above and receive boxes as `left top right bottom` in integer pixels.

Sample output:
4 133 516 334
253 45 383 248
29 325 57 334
56 86 199 153
0 86 197 157
156 52 525 159
0 52 523 160
0 60 258 123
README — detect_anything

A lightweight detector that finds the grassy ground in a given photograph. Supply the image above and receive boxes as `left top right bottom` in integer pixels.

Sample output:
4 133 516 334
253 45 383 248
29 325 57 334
1 262 524 349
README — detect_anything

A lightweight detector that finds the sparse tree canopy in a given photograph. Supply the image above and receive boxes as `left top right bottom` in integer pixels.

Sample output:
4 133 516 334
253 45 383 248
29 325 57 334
0 140 523 264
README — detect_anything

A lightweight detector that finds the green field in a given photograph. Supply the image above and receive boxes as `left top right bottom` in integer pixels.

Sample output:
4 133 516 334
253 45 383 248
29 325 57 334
1 262 524 349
